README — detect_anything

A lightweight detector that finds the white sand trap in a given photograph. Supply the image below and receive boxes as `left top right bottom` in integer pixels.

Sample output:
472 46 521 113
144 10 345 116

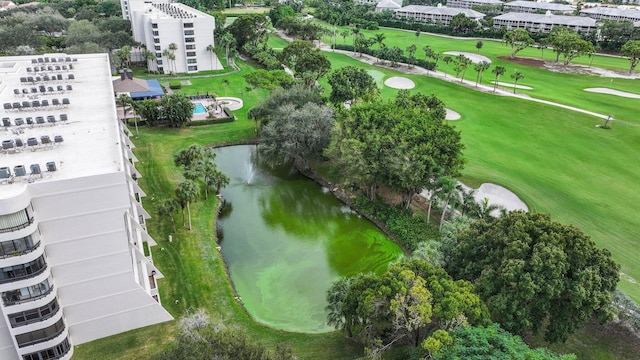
584 88 640 99
474 183 528 213
384 76 415 89
443 51 492 64
445 108 461 120
493 81 533 90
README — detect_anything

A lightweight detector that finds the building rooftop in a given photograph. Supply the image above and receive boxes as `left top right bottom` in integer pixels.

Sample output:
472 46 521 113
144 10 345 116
458 0 503 4
147 1 211 20
397 5 486 17
505 0 575 11
580 6 640 18
495 12 597 26
376 0 402 9
0 53 123 199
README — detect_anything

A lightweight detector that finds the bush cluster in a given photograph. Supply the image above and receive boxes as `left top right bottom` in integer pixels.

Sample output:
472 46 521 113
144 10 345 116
353 196 438 251
332 44 436 70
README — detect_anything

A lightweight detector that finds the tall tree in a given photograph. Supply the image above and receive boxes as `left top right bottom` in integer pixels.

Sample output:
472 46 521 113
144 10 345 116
258 102 335 170
491 65 506 92
447 211 620 343
474 61 491 87
329 260 489 356
157 198 179 233
454 55 472 82
475 40 483 53
510 71 524 93
442 56 453 77
206 44 217 70
279 40 331 87
244 69 295 93
406 44 417 69
218 32 236 65
141 48 156 72
503 28 534 59
248 85 324 127
327 65 380 106
227 14 269 48
621 40 640 74
175 180 199 231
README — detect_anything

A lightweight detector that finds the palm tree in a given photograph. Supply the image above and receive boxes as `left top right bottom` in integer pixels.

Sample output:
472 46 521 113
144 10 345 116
161 49 171 74
340 30 349 45
406 44 417 69
176 180 199 231
157 198 179 233
325 277 354 337
206 44 217 70
442 55 453 78
351 27 360 51
455 55 471 82
373 33 386 50
208 168 230 196
437 176 460 232
511 71 524 93
219 32 235 65
492 65 506 92
141 48 156 73
221 79 229 97
477 61 491 86
116 93 131 122
168 42 178 74
475 198 504 220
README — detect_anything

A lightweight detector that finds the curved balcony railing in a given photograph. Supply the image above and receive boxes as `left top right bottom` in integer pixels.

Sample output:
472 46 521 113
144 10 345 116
21 337 71 360
2 278 53 306
0 255 47 285
0 237 41 260
16 317 65 348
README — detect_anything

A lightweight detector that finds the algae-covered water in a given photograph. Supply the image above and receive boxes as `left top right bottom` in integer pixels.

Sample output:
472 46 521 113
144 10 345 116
215 145 403 333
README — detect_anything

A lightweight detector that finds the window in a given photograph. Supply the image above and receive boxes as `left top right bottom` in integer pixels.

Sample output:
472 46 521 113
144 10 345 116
22 338 71 360
9 298 59 327
185 37 195 43
0 230 41 258
156 60 163 65
186 44 196 50
15 318 65 347
187 59 197 64
151 23 158 29
2 278 52 306
184 30 194 36
152 30 159 36
158 67 164 72
155 52 162 58
186 51 196 57
188 65 198 71
153 38 160 44
183 23 193 28
0 255 47 284
154 45 161 51
0 208 33 233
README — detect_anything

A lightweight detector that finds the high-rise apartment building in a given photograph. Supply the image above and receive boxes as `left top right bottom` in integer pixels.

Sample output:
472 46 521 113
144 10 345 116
0 53 172 360
124 0 222 74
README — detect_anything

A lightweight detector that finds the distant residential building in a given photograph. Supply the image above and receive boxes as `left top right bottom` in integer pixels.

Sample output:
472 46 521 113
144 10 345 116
375 0 402 12
0 1 16 11
493 12 597 33
127 0 222 74
580 6 640 22
504 0 575 14
447 0 503 10
394 5 486 25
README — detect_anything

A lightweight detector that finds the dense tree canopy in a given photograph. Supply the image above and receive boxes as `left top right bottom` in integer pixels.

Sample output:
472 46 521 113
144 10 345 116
327 260 489 357
228 14 269 49
248 84 325 126
621 39 640 74
503 28 534 58
327 65 380 105
326 92 463 208
279 40 331 87
161 94 195 128
435 324 575 360
548 26 595 65
243 69 295 92
447 211 620 343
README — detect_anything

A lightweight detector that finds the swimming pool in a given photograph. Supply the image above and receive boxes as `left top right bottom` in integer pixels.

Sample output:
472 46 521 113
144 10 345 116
193 102 206 114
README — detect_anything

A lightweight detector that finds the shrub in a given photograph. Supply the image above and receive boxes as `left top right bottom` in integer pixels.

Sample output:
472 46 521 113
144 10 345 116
169 81 182 89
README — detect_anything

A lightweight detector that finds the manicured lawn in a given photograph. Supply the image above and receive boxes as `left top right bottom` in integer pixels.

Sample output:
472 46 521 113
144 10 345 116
76 31 640 360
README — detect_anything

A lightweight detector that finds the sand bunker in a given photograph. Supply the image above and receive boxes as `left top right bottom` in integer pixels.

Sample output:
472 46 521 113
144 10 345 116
584 88 640 99
473 183 528 213
445 108 461 120
443 51 492 64
493 81 533 90
384 76 415 89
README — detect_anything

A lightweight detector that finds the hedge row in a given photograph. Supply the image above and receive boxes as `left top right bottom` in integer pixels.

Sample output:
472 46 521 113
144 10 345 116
332 44 436 71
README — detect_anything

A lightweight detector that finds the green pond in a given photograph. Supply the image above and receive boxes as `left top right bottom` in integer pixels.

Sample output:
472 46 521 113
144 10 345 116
215 145 403 333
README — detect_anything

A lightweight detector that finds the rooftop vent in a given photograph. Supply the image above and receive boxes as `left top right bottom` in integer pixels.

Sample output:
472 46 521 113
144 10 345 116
0 167 11 179
2 140 14 149
14 165 26 177
30 164 41 175
46 162 56 172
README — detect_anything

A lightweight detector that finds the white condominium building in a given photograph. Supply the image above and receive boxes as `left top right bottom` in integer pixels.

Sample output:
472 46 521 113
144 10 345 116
0 53 172 360
394 5 486 25
580 6 640 22
128 0 222 74
494 12 597 33
503 0 575 14
447 0 503 10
